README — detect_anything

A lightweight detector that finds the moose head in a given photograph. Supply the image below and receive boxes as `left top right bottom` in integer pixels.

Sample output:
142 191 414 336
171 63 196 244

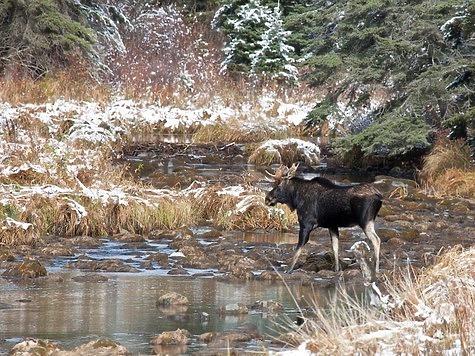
264 163 299 207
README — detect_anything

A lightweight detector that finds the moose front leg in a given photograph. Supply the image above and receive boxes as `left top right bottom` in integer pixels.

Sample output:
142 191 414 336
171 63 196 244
286 222 313 274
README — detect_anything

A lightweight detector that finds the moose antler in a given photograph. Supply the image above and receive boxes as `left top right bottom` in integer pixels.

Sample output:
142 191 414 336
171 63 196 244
287 163 299 178
265 163 299 183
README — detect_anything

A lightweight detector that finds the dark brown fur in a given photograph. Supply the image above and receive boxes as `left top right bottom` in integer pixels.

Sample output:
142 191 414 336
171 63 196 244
266 176 382 273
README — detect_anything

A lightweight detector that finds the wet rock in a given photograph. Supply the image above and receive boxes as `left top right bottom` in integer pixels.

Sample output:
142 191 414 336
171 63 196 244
64 259 139 273
377 204 394 217
67 339 131 355
148 229 176 240
150 328 190 345
205 332 261 348
387 237 407 247
452 202 470 213
152 344 188 355
219 255 257 279
44 274 64 283
66 235 104 248
72 274 109 283
251 300 283 315
167 267 190 275
10 338 63 355
246 246 282 267
219 303 249 315
378 228 399 242
180 245 217 269
145 252 169 267
157 292 189 306
139 261 154 270
342 268 365 285
2 259 47 278
169 233 201 250
404 201 432 212
111 229 146 242
40 246 77 256
301 252 335 272
198 332 219 343
194 227 222 239
0 250 16 262
120 242 151 250
216 273 250 282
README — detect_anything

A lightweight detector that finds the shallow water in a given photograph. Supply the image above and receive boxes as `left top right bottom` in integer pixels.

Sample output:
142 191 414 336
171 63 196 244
5 142 471 354
0 241 334 354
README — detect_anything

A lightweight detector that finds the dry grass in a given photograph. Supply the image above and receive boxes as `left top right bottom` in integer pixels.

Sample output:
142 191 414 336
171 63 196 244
284 246 475 354
248 139 321 166
419 139 474 197
191 117 296 144
0 57 111 104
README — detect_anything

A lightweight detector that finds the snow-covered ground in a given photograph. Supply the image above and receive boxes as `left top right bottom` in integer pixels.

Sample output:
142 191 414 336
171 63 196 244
0 96 313 241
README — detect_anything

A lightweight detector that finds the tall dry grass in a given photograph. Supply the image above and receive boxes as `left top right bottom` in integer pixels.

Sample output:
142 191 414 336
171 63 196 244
284 246 475 354
0 56 111 104
419 139 475 197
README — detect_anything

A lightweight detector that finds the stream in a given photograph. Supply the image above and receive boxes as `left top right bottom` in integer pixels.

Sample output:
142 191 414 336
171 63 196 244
1 140 474 355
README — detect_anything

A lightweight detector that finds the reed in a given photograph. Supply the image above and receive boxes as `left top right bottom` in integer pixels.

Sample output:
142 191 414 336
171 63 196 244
419 139 474 197
283 246 475 354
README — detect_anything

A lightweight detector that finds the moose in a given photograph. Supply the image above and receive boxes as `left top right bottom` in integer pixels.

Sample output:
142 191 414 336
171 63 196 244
265 164 383 274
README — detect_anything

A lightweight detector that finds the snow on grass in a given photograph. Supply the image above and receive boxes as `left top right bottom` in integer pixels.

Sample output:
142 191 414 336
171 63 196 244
249 138 320 166
285 246 475 355
0 95 312 242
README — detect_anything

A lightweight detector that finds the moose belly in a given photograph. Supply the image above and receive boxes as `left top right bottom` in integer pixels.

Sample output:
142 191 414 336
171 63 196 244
317 209 357 228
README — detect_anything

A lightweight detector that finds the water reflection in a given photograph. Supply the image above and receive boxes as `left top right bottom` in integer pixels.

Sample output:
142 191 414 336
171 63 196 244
0 272 332 354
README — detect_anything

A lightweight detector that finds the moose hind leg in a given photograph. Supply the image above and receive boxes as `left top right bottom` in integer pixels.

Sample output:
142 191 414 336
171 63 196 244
329 227 340 272
363 220 381 273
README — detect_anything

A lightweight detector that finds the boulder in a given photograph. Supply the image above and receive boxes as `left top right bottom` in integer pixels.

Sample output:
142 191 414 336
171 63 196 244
157 292 189 306
64 259 139 272
10 338 62 355
67 339 131 355
251 300 283 315
150 328 190 345
218 303 249 315
301 252 335 272
2 259 47 278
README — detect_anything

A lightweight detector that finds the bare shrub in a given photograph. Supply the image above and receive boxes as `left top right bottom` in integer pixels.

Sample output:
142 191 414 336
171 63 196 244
107 3 223 104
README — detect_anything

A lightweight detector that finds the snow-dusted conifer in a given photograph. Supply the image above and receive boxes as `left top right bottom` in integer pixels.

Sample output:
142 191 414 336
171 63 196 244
213 0 272 75
250 4 298 82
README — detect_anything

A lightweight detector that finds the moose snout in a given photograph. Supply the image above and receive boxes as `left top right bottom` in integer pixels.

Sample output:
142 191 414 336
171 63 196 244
265 194 277 206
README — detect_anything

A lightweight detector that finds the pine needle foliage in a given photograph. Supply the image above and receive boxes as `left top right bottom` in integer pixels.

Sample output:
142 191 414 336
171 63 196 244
297 0 475 164
0 0 96 78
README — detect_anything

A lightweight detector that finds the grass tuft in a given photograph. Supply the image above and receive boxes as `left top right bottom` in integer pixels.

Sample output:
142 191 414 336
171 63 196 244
284 246 475 354
419 139 474 197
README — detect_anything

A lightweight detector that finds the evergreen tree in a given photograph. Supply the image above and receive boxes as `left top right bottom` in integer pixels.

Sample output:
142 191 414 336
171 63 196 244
0 0 96 77
250 4 298 81
213 0 297 80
